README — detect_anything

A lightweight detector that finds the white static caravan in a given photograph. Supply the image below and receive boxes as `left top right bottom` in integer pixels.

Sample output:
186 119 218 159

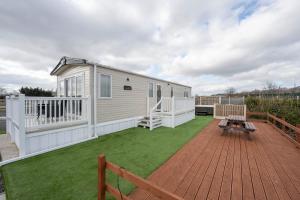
5 57 195 157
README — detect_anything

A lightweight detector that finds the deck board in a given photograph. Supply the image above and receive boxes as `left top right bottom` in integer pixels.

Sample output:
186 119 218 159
129 120 300 200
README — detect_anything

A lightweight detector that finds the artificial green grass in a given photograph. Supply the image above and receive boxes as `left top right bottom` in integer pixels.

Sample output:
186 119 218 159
1 116 212 200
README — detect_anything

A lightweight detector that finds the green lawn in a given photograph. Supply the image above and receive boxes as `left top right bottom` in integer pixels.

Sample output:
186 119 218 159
0 129 5 135
1 116 212 200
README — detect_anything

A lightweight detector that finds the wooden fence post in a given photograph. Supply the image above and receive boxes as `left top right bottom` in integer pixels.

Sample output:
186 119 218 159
98 154 106 200
296 125 300 143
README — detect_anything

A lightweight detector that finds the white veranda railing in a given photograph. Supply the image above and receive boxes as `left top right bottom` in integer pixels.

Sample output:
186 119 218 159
149 96 195 130
24 96 89 129
5 94 90 155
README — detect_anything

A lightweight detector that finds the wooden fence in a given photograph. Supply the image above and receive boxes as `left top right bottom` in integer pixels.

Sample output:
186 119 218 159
247 111 300 147
195 96 220 106
246 112 268 122
213 104 246 119
267 113 300 146
98 154 183 200
195 96 245 106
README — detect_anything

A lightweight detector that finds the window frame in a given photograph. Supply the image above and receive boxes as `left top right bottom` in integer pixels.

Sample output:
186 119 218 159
156 84 162 101
148 82 154 98
70 76 76 97
98 73 112 99
59 80 64 97
184 90 189 98
75 75 84 97
58 72 84 97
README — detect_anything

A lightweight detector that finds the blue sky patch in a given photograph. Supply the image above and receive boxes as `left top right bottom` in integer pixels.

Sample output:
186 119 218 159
233 0 259 21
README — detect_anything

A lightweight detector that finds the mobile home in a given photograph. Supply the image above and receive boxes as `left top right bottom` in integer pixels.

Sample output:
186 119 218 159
6 57 195 156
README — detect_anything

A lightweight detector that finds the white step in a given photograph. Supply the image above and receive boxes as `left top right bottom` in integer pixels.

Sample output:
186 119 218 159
152 123 162 129
139 114 164 130
152 118 162 123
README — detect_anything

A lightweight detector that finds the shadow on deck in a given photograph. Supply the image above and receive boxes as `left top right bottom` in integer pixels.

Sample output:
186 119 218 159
130 120 300 200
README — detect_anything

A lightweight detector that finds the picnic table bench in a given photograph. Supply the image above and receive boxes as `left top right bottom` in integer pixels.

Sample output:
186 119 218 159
218 119 228 128
244 122 256 132
218 115 256 137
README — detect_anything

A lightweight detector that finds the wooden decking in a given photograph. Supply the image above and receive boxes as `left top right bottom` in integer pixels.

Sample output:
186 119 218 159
129 120 300 200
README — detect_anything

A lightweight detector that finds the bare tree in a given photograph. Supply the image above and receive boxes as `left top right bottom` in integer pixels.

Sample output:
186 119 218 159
264 81 279 97
225 87 236 96
265 81 278 91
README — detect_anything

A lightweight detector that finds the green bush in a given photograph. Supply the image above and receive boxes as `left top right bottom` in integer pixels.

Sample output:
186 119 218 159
245 96 300 125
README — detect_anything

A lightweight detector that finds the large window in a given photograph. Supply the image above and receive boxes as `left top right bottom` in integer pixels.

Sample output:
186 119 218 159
98 74 112 98
184 91 189 97
59 80 64 96
59 74 83 97
76 76 83 97
71 77 76 97
65 79 71 97
149 83 154 97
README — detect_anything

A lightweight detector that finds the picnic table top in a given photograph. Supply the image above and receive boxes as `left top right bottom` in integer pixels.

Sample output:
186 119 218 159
226 115 246 122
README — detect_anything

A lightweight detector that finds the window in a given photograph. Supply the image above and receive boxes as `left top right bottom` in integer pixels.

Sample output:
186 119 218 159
65 79 71 97
171 87 174 97
71 77 76 97
59 80 64 96
76 76 83 97
59 74 84 97
98 74 112 98
184 91 189 97
149 83 154 97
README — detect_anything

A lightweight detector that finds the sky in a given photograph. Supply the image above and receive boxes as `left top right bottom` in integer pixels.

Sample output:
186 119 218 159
0 0 299 95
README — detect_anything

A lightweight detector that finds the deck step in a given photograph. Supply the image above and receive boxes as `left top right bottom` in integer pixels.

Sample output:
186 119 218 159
138 116 162 129
152 123 162 129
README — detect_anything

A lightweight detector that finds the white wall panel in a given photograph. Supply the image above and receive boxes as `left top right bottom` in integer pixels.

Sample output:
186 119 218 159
25 125 89 154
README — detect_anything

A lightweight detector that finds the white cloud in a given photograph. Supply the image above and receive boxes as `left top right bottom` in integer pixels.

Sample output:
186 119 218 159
0 0 299 95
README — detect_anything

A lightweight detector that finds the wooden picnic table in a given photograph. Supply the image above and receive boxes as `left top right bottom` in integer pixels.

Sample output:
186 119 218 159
226 115 246 123
218 115 256 137
226 115 246 131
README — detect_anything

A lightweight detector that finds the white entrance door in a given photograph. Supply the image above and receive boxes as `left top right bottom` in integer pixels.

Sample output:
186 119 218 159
156 85 162 109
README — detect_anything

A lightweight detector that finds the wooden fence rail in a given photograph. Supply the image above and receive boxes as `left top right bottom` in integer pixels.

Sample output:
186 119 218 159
247 111 300 147
246 112 268 121
98 154 183 200
267 113 300 146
